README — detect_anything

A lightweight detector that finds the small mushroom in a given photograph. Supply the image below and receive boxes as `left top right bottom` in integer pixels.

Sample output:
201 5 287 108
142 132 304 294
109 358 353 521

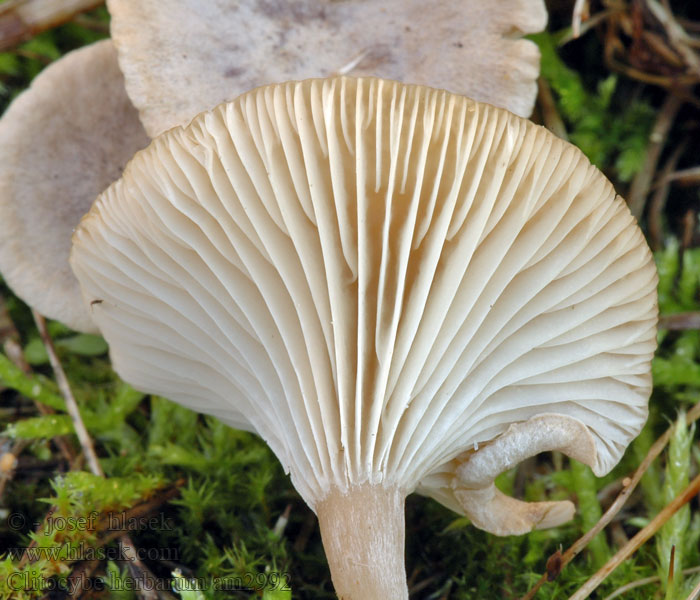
70 77 657 598
0 1 547 331
107 0 547 136
0 39 149 332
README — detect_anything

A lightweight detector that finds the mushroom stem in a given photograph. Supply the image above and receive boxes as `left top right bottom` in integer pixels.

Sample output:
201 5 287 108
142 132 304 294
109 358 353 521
316 484 407 600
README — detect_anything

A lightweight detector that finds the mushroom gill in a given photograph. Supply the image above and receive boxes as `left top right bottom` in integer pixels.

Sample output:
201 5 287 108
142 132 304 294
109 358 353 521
70 77 658 599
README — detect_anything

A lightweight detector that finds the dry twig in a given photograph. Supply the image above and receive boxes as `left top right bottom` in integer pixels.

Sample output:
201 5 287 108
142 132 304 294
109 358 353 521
31 309 174 600
537 77 569 140
661 166 700 187
627 93 683 219
645 0 700 78
520 403 700 600
96 482 185 547
597 0 700 99
659 312 700 330
0 0 103 51
559 9 614 46
1 295 75 464
601 565 700 600
572 0 589 39
648 139 687 249
569 472 700 599
33 310 101 476
681 209 697 251
605 54 700 89
686 575 700 600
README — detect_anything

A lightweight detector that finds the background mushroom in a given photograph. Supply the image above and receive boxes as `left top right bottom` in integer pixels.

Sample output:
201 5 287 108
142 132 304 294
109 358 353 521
70 76 658 599
0 39 149 332
0 0 547 334
107 0 547 136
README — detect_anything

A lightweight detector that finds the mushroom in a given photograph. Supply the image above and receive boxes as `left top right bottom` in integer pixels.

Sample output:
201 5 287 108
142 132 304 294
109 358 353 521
0 39 149 332
0 0 547 332
70 76 657 598
107 0 547 136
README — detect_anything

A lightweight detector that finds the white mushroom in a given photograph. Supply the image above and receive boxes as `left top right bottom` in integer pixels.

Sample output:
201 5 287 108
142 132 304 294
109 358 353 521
70 77 658 599
0 39 149 332
107 0 547 136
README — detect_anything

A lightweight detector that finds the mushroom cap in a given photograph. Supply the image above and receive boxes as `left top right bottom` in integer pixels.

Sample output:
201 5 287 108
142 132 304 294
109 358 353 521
70 77 657 509
0 39 149 332
107 0 547 137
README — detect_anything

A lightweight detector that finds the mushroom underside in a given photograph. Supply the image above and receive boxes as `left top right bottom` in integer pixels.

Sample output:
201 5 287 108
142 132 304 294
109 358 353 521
69 76 658 599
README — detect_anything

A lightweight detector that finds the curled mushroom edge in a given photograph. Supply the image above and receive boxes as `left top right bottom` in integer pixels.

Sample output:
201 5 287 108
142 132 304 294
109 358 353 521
418 413 601 536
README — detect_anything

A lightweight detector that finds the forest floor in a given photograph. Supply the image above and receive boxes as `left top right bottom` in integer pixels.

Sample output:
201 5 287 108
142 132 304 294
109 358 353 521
0 1 699 599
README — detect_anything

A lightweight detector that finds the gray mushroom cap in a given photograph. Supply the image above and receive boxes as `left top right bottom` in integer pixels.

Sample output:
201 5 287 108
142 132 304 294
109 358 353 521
107 0 547 137
0 39 149 332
